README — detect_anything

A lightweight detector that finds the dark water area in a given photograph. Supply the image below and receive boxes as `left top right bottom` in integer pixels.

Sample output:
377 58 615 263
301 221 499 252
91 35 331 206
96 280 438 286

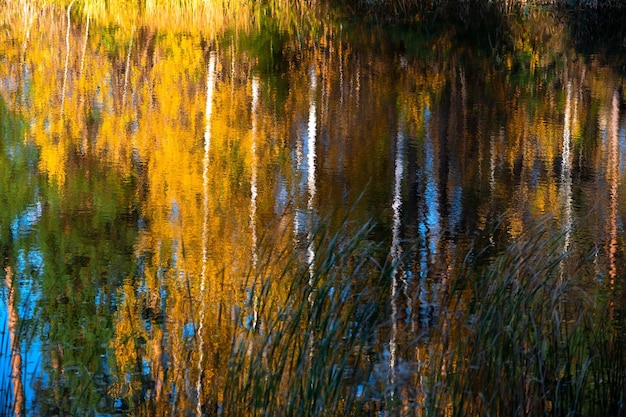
0 5 625 415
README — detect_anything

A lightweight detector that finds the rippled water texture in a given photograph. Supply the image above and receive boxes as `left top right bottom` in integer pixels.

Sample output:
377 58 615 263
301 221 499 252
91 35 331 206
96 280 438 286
0 6 625 415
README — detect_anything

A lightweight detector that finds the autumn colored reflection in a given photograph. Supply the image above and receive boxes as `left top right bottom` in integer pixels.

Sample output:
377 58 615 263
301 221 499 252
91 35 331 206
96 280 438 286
0 7 625 415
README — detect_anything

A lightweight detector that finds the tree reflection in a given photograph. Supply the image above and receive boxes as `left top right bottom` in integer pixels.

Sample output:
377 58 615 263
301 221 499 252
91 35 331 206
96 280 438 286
0 7 624 414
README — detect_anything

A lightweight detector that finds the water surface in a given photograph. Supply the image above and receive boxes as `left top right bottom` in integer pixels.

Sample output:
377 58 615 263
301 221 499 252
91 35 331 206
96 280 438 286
0 8 625 415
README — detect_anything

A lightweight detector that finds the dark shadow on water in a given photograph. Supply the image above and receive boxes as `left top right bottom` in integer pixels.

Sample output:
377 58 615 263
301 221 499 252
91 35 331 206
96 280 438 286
561 6 626 64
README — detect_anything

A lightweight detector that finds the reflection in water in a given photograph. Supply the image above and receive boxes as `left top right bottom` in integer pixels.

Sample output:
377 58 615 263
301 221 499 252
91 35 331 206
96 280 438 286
0 8 625 414
417 107 440 330
422 108 440 264
197 50 217 417
307 67 317 283
607 90 620 291
294 66 318 285
250 77 260 269
560 80 573 262
122 28 135 108
389 112 406 394
5 266 23 417
61 2 73 116
79 12 90 76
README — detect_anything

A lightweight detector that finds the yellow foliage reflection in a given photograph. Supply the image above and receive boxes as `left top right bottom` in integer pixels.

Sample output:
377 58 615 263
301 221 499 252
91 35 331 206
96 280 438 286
0 6 625 414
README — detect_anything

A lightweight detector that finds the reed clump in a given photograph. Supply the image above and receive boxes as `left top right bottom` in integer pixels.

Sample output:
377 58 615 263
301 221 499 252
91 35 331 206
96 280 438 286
426 220 626 417
216 214 626 416
1 210 624 415
221 218 385 416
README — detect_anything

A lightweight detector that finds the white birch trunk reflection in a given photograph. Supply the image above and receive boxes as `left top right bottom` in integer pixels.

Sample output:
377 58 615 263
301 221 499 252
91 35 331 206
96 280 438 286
307 67 317 284
79 13 90 76
250 77 260 269
61 1 75 116
418 108 440 303
249 77 260 334
560 80 573 263
122 28 134 107
389 113 406 395
420 107 443 381
607 90 620 290
196 51 217 417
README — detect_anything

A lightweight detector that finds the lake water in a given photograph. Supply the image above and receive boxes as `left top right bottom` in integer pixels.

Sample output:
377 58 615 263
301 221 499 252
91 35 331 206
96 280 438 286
0 5 625 415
